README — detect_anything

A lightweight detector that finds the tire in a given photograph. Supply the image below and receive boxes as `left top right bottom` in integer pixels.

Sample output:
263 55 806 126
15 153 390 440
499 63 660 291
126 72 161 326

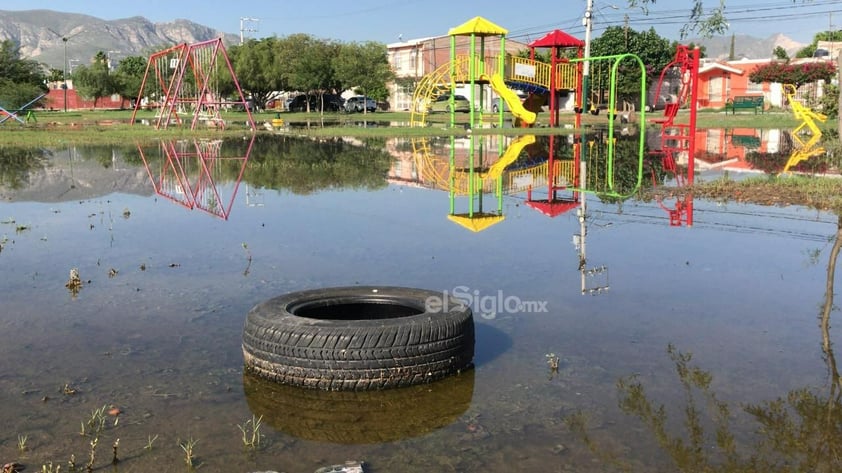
242 286 475 391
243 368 474 444
492 104 500 113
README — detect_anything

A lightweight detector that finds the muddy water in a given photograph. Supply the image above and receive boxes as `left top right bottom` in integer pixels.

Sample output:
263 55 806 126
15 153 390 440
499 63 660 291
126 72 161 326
0 136 839 472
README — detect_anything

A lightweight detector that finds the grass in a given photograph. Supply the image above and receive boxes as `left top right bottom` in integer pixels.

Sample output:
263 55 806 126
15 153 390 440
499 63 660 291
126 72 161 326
1 107 832 147
641 173 842 214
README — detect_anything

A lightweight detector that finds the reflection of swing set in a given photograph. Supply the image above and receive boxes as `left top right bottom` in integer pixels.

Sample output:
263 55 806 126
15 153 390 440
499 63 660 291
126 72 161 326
782 83 827 174
130 38 255 131
137 136 255 220
0 93 46 125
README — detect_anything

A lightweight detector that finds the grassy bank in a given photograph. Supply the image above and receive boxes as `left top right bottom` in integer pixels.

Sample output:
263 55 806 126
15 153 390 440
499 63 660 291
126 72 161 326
1 107 834 146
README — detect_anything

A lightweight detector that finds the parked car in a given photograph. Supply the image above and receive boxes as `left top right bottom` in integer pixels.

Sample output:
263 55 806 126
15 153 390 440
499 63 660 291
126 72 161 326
492 90 528 113
344 96 377 113
429 94 471 113
287 94 344 112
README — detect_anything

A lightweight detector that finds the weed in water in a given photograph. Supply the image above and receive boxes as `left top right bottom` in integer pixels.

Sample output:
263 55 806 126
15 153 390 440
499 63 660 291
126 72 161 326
237 414 264 449
40 461 60 473
179 437 198 468
85 437 98 473
144 434 159 451
17 434 28 452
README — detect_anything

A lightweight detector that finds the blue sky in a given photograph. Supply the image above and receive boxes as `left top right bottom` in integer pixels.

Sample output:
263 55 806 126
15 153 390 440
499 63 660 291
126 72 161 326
2 0 839 45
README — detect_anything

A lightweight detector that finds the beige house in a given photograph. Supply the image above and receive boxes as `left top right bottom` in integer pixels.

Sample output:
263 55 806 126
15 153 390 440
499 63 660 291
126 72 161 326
386 34 531 111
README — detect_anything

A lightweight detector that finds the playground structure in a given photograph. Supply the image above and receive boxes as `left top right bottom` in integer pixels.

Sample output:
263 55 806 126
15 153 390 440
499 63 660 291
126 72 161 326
782 83 828 174
137 136 254 220
0 93 46 125
410 17 582 128
130 38 255 131
647 44 700 227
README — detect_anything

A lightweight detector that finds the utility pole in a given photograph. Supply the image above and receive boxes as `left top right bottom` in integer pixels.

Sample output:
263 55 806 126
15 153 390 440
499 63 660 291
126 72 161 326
240 17 259 45
63 37 68 112
581 0 594 114
624 14 629 49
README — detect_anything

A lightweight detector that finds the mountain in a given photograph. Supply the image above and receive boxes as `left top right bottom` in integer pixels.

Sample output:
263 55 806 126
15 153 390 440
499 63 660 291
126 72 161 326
689 33 806 60
0 9 238 70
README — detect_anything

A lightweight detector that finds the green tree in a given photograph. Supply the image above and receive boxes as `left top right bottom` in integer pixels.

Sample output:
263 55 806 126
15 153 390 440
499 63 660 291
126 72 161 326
73 51 114 108
773 46 789 61
46 68 64 83
280 34 342 112
112 56 147 108
227 37 287 109
333 41 394 109
590 26 674 105
630 0 729 38
0 39 47 109
796 30 842 58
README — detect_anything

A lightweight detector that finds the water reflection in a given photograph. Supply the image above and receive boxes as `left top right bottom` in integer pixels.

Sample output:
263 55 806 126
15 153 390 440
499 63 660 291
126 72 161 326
137 137 254 220
575 214 842 471
243 369 474 444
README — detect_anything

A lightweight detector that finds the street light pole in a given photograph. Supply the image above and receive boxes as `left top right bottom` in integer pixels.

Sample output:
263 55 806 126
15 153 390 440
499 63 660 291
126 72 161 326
581 0 594 114
62 37 68 113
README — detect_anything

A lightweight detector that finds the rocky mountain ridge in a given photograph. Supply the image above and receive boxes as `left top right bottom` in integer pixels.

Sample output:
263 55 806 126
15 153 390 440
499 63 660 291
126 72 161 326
0 9 809 69
0 9 237 69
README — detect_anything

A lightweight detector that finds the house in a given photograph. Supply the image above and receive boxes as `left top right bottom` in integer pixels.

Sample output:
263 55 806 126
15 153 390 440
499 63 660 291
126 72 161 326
696 55 837 111
696 58 779 110
386 34 531 111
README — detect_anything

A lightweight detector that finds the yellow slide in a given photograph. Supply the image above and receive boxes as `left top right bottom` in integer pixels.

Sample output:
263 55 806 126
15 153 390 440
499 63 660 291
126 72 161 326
481 135 536 180
481 73 536 125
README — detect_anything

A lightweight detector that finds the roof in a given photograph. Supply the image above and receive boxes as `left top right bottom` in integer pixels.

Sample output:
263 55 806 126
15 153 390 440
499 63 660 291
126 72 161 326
448 16 508 37
525 199 579 217
698 62 744 75
528 30 584 48
447 213 505 232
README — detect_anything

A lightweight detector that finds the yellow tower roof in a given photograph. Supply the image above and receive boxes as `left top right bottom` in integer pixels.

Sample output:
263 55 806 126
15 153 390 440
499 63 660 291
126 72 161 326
448 16 508 36
447 214 505 232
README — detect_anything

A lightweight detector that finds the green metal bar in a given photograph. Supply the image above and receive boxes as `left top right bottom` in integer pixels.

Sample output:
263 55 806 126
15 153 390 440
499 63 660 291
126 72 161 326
468 135 475 217
466 34 475 129
449 135 456 215
497 35 505 129
450 35 457 128
569 53 647 199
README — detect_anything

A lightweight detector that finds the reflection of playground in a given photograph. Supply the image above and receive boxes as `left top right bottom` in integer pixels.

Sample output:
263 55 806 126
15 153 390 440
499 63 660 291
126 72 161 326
242 369 474 445
572 216 842 470
782 83 828 174
137 136 254 220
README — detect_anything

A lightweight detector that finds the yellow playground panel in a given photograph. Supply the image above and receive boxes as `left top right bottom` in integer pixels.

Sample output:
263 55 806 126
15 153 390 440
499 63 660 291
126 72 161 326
782 83 827 174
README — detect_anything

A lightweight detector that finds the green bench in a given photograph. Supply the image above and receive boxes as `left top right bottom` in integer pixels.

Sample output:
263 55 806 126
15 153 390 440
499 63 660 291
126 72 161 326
724 96 764 114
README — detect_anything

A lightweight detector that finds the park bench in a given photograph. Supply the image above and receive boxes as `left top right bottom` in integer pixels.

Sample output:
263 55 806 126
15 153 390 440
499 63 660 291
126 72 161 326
724 96 764 114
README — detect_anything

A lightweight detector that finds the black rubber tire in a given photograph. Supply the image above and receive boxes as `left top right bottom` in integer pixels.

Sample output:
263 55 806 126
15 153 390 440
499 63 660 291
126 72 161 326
242 286 475 391
243 368 474 444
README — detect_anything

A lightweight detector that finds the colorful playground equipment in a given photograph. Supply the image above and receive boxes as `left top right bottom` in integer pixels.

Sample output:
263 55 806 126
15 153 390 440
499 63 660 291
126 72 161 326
137 136 254 220
0 93 46 125
131 38 255 131
409 17 581 128
445 134 539 232
782 83 827 174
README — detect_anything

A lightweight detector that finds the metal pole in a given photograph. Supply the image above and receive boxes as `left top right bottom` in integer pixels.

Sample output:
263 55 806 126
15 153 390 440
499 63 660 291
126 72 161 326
581 0 594 114
63 37 68 112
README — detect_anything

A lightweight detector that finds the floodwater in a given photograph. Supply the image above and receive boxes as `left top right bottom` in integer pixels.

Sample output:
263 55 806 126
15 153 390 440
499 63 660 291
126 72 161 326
0 132 840 472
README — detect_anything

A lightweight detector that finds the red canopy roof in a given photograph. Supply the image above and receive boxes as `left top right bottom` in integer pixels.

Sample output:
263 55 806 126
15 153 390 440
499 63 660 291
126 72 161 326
525 200 579 217
528 30 584 48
